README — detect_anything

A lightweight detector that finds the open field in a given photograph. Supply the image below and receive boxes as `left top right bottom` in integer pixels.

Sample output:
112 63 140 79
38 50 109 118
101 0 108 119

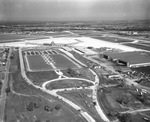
123 43 150 51
139 42 150 46
9 50 20 73
131 113 150 122
43 32 70 36
92 36 134 43
52 34 81 38
141 111 150 119
58 89 103 122
26 71 58 86
0 81 2 95
10 58 86 122
0 34 45 42
25 55 53 71
97 87 144 120
46 79 93 90
49 54 79 69
5 92 85 122
71 30 105 37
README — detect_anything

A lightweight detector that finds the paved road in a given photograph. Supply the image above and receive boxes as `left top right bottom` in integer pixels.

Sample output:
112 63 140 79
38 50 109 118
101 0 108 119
121 108 150 114
0 48 11 122
89 69 110 122
42 77 94 89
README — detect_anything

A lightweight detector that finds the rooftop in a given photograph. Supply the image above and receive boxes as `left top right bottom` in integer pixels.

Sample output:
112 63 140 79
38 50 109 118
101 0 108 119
104 51 150 65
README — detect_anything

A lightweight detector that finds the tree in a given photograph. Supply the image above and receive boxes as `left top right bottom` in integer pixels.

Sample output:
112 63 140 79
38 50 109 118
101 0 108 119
5 87 11 94
55 104 62 110
34 102 40 108
46 120 51 122
116 96 129 105
44 105 50 112
35 119 41 122
26 102 34 111
107 111 116 117
117 113 132 122
10 55 14 59
0 82 2 87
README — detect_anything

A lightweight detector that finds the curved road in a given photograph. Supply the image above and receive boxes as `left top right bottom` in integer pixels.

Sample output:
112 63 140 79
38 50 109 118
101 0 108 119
19 48 98 122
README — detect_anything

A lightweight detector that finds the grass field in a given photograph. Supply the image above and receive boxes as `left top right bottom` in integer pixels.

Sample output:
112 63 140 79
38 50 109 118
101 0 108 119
25 55 53 71
5 92 85 122
9 66 86 122
26 71 58 86
9 50 20 73
50 54 79 69
58 89 103 122
92 36 134 43
131 113 149 122
46 79 93 90
9 48 87 122
0 34 44 42
71 30 104 37
97 87 143 120
123 43 150 51
43 32 69 36
139 42 150 46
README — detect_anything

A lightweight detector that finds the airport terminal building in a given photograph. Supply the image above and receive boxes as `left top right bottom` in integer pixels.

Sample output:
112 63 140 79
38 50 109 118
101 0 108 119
103 51 150 68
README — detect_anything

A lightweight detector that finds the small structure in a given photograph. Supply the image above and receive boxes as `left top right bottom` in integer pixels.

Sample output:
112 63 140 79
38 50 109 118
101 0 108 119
115 67 132 73
74 46 97 55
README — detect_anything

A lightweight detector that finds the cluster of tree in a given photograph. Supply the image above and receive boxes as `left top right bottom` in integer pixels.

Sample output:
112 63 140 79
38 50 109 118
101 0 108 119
107 111 117 117
35 119 51 122
44 105 53 112
4 48 9 53
26 101 40 111
5 86 11 95
27 101 62 112
67 68 81 77
44 104 62 112
116 95 129 105
117 113 132 122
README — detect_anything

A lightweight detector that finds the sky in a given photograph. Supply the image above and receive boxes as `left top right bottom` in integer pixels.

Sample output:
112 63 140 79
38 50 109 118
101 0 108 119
0 0 150 21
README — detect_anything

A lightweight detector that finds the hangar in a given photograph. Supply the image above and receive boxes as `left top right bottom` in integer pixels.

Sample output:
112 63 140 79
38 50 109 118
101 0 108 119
103 51 150 68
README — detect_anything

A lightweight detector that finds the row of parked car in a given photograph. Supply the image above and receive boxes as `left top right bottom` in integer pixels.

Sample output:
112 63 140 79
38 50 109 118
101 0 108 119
24 50 59 55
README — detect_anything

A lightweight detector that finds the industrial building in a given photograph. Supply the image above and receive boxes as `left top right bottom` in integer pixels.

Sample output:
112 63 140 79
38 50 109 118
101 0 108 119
103 51 150 68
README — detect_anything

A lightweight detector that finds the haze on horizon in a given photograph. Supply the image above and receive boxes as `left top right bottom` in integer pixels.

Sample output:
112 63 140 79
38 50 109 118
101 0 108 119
0 0 150 22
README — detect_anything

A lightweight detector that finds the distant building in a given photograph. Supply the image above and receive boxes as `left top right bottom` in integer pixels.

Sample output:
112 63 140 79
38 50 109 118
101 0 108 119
102 51 150 68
